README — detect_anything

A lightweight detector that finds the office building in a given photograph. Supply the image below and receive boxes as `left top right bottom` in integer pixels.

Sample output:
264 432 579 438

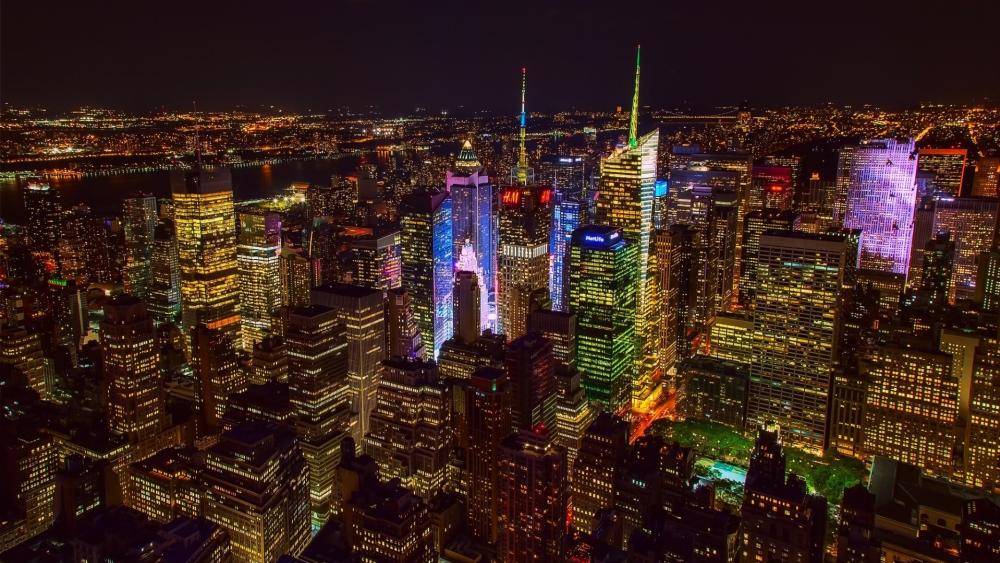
23 181 62 253
311 283 386 446
192 324 245 436
835 484 881 563
202 423 311 563
122 194 158 300
463 366 512 543
386 287 424 360
918 147 967 196
841 138 918 275
933 196 998 301
346 226 402 292
739 209 799 306
677 356 749 429
550 194 585 312
972 156 1000 197
568 225 638 414
280 247 318 307
250 334 288 385
447 140 495 328
0 326 50 400
237 211 282 351
965 339 1000 491
400 189 453 358
454 245 489 336
748 232 847 454
363 356 452 501
148 219 182 325
709 311 754 366
286 305 351 528
570 413 629 534
497 183 553 341
127 448 203 523
101 296 164 442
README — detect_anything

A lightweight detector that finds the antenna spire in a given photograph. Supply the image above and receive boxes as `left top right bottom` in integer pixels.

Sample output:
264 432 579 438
628 44 640 148
517 67 528 185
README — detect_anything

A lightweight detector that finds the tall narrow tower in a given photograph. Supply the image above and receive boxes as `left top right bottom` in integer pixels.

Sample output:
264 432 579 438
593 46 660 412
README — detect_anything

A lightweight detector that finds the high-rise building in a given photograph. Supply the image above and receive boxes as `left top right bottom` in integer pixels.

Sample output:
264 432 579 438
237 211 282 351
962 498 1000 563
279 247 318 307
122 194 159 300
835 484 881 563
311 283 386 446
918 231 956 310
463 366 512 543
447 140 495 327
709 311 754 366
0 327 50 400
972 156 1000 197
386 287 424 360
568 225 638 414
363 356 452 501
498 68 554 341
346 226 402 292
748 232 847 454
739 428 827 563
967 339 1000 491
933 196 999 301
250 334 288 385
192 324 245 437
101 295 163 442
976 249 1000 313
864 341 959 477
677 356 749 429
285 305 351 528
452 269 483 344
148 219 182 325
171 166 241 342
0 425 58 552
400 189 453 358
738 209 799 306
918 147 968 197
594 48 660 413
550 194 585 312
654 226 693 374
202 423 311 563
23 181 62 253
128 448 203 523
841 138 918 275
570 412 629 533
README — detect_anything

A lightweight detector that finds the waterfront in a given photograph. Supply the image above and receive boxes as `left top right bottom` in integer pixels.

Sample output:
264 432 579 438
0 157 359 223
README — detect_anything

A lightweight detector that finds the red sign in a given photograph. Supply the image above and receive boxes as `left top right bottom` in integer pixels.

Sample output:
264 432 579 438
538 188 552 205
501 188 522 206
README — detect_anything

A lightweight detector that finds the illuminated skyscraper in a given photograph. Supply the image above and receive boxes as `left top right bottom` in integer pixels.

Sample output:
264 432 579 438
100 295 163 442
202 423 311 563
968 339 1000 490
363 356 452 501
864 341 959 477
250 334 288 385
593 46 660 411
739 209 800 306
386 287 424 360
0 425 58 552
0 327 50 400
709 311 754 366
972 156 1000 197
400 189 453 358
932 196 998 301
280 247 318 307
346 226 402 292
285 305 351 528
750 165 794 212
570 412 629 533
237 211 282 351
550 195 585 312
918 147 967 196
447 140 495 328
171 166 241 342
23 181 62 253
148 219 181 325
192 324 245 437
311 283 386 446
841 138 918 275
654 226 693 374
463 366 512 543
747 232 848 454
122 194 158 300
568 225 638 414
452 268 484 342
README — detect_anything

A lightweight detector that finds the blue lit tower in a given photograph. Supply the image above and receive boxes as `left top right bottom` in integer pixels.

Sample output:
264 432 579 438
447 141 495 330
400 189 454 358
550 194 584 312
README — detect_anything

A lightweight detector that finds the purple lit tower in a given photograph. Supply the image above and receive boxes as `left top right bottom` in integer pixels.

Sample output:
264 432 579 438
447 141 496 330
841 138 918 275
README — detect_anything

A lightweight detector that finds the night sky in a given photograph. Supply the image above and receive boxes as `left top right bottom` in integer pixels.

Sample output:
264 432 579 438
3 0 999 113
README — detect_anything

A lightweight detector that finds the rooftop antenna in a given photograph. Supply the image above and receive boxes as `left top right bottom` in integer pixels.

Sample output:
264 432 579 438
628 44 641 148
517 67 528 185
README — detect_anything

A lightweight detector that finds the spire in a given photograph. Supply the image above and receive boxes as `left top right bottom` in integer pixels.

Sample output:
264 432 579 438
628 44 640 149
517 67 528 185
456 139 481 169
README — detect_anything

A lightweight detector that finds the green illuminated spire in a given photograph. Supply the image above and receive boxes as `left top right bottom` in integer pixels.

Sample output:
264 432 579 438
517 67 528 185
628 45 640 149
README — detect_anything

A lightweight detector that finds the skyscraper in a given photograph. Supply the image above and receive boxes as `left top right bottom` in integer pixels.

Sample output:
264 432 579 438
452 269 483 343
279 247 318 307
841 138 918 275
285 305 351 528
202 423 311 563
968 338 1000 491
447 140 495 328
550 195 585 312
192 324 245 436
311 283 386 446
386 287 424 360
23 181 62 253
363 356 452 501
400 189 453 358
918 147 967 196
932 196 998 301
148 219 181 325
972 156 1000 197
498 68 553 341
568 225 638 414
747 232 848 454
0 327 50 400
237 211 282 351
739 209 799 306
346 226 402 292
100 295 163 442
171 166 241 342
593 46 660 412
570 412 629 533
463 366 512 543
122 194 158 300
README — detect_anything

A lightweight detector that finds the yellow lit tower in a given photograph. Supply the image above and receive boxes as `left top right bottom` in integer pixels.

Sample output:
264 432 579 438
171 161 241 345
497 68 553 340
594 45 661 413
